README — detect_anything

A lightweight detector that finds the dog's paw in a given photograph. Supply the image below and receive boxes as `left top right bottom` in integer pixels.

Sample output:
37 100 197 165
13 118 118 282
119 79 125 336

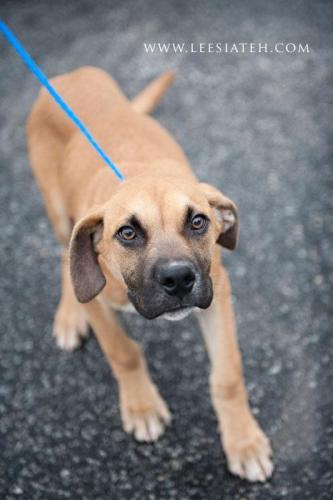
53 302 89 351
223 420 273 482
120 381 171 442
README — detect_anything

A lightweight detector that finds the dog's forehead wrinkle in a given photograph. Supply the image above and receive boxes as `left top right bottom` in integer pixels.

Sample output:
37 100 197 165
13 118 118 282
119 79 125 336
113 191 161 228
107 180 209 237
122 184 192 230
160 190 192 230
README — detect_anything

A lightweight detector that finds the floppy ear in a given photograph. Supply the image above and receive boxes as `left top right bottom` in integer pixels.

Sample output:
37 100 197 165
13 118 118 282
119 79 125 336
199 182 239 250
69 212 106 303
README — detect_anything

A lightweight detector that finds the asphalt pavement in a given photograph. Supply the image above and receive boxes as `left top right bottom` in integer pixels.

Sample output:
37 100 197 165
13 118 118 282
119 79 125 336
0 1 332 498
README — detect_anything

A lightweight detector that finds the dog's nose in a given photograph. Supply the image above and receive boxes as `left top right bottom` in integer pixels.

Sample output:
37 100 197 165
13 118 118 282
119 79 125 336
156 261 196 298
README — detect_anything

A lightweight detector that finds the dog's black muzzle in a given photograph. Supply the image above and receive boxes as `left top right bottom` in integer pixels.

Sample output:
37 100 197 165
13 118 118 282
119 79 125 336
127 259 213 319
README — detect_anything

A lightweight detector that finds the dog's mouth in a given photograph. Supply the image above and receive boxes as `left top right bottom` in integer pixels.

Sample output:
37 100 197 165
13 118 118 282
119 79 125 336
132 301 198 320
127 278 213 320
160 306 196 321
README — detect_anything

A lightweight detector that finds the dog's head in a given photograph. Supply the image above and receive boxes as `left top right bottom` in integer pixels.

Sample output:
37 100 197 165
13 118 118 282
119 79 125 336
69 176 238 320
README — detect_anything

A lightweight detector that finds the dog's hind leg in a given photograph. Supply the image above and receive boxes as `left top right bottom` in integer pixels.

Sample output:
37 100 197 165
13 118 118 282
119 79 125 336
27 110 71 246
53 249 89 351
27 111 87 349
53 250 89 351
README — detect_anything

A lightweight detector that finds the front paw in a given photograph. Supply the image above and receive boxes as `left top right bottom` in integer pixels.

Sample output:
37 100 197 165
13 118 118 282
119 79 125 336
223 418 273 482
120 380 171 443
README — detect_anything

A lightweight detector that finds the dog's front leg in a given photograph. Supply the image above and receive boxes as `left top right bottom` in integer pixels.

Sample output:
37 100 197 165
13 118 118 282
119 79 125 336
197 266 273 482
83 299 171 442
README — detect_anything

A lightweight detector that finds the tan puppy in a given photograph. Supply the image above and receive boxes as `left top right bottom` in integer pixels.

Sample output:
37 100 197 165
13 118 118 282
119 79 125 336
27 67 273 482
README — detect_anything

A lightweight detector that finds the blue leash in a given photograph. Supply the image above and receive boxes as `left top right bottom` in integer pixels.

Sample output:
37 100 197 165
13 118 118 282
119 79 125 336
0 20 124 182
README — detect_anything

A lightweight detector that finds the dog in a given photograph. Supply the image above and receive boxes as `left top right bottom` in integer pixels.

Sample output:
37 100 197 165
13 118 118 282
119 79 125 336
26 67 273 482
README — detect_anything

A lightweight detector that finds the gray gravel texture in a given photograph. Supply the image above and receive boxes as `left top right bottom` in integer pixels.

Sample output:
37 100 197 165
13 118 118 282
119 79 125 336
0 0 333 499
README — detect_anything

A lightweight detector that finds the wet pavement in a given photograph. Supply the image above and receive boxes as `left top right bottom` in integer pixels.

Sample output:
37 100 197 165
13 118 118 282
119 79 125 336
0 0 332 498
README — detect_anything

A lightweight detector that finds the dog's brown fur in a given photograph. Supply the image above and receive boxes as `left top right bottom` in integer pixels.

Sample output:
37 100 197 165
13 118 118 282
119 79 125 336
26 67 273 482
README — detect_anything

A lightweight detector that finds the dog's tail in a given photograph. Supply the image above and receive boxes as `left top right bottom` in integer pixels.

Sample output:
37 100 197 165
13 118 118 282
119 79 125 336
131 70 176 114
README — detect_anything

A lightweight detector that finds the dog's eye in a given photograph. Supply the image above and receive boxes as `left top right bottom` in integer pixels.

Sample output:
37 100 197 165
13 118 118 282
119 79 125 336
191 214 207 230
118 226 136 241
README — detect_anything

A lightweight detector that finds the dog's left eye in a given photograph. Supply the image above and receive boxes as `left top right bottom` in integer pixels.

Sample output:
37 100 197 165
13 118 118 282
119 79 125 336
191 214 207 231
117 226 136 241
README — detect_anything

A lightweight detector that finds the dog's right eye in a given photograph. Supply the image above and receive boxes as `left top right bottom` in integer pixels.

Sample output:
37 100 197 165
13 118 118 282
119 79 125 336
117 226 136 241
